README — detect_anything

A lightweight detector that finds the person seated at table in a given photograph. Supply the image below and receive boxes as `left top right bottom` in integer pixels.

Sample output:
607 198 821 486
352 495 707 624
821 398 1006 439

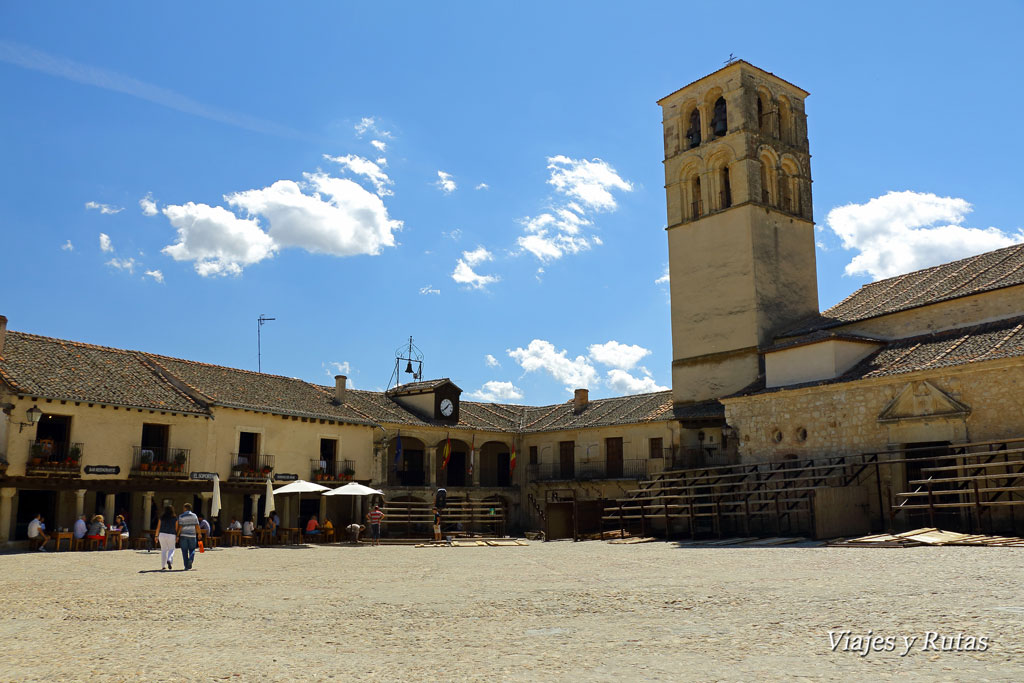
27 513 50 551
305 515 320 534
322 518 334 534
86 514 107 548
346 523 365 544
197 513 211 537
265 514 277 537
72 513 88 540
227 517 242 531
271 512 281 535
114 514 130 539
242 516 255 537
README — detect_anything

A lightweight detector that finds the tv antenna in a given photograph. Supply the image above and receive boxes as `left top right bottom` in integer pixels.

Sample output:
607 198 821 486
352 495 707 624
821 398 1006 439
387 336 423 390
257 314 275 373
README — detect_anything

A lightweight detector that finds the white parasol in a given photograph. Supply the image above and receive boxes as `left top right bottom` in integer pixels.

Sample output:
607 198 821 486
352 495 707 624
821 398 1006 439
273 480 331 495
264 477 275 516
323 482 384 496
211 474 222 518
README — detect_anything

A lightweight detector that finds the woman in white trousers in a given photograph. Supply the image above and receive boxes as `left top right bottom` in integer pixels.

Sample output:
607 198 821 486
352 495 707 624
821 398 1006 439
155 505 178 570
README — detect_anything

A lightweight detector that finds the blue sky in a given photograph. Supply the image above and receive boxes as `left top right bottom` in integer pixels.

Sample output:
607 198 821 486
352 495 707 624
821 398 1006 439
2 2 1023 406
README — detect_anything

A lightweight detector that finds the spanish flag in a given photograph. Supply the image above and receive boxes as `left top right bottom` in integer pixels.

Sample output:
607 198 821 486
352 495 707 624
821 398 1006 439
510 439 517 475
442 434 451 469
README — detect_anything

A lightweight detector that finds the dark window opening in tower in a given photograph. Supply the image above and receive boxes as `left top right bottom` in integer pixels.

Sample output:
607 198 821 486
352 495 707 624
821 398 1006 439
691 176 702 220
721 167 732 209
757 96 765 133
760 160 771 205
779 172 792 212
712 97 728 137
686 109 701 148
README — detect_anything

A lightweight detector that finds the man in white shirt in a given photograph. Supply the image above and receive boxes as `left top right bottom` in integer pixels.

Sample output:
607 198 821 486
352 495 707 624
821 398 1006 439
72 514 88 540
228 517 242 531
27 513 49 551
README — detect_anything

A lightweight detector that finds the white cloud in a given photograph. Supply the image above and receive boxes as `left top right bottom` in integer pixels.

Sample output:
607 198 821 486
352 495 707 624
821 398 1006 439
468 380 524 403
139 193 159 216
826 191 1024 280
588 341 651 371
144 269 164 283
324 360 351 377
435 170 456 194
546 155 633 212
370 139 386 152
485 354 500 368
324 154 393 197
419 284 441 295
61 240 73 251
475 183 489 191
106 257 136 273
443 228 463 241
228 172 401 256
604 368 668 395
655 266 670 285
86 201 122 215
508 339 598 392
515 156 632 264
375 157 387 166
161 202 276 277
99 233 114 252
354 117 391 139
452 246 499 289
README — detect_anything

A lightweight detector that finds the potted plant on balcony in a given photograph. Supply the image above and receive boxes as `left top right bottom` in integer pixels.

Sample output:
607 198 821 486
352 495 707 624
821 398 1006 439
0 455 8 477
260 465 272 477
140 451 152 471
343 465 355 482
174 452 187 473
66 445 81 469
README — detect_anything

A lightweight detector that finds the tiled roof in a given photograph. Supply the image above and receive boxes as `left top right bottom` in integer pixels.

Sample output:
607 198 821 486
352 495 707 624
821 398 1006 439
785 243 1024 337
385 379 458 396
519 391 678 432
763 330 884 353
0 332 207 414
143 353 377 426
740 315 1024 396
0 328 683 432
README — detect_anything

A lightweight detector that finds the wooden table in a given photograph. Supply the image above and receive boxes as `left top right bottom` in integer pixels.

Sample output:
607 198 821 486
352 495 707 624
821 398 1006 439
54 531 74 551
224 529 242 546
279 527 301 544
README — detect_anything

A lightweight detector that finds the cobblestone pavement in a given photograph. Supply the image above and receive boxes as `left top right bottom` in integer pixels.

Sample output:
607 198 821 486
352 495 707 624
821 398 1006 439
1 541 1021 681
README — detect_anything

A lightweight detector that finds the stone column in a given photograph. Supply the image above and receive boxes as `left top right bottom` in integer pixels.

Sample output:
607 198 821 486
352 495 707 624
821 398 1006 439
142 491 154 530
318 495 327 525
0 488 15 542
472 448 481 487
427 447 437 488
250 494 261 521
75 489 87 518
104 493 115 522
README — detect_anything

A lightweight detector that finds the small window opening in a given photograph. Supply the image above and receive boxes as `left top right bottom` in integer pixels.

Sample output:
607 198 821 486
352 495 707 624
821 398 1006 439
711 97 728 137
691 176 702 220
686 109 701 148
721 167 732 209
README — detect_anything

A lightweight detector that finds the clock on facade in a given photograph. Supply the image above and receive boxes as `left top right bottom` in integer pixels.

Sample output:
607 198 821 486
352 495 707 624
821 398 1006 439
439 398 454 417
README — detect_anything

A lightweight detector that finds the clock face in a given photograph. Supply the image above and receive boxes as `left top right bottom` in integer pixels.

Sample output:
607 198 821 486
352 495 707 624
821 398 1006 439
440 398 454 417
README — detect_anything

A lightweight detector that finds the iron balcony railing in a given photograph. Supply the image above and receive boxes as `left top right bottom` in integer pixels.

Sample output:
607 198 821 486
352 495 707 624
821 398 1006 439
529 459 648 482
231 453 275 481
388 465 427 488
131 446 190 477
27 441 83 476
311 458 355 483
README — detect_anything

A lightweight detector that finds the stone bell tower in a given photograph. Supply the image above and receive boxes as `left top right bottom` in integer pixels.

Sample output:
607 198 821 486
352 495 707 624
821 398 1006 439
659 61 819 404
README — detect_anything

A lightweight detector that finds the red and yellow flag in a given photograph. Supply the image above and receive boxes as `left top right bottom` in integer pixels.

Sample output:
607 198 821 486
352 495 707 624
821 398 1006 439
510 439 517 475
442 434 451 469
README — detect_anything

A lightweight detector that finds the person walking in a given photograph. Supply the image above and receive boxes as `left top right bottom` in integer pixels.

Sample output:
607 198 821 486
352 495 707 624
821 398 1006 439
156 505 177 570
176 503 201 570
432 507 442 542
366 504 385 547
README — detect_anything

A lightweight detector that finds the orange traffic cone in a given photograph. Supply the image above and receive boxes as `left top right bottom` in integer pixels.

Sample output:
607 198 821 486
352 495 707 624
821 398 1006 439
198 540 205 553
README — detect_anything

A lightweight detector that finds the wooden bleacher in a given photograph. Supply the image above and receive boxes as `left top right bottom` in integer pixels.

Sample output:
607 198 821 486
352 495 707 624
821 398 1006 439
380 499 506 538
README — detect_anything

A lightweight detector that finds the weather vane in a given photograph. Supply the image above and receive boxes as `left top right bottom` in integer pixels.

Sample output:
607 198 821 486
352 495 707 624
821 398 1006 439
725 53 738 65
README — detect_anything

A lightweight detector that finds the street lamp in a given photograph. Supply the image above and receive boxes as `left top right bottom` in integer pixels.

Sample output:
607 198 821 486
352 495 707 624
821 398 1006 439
18 405 42 433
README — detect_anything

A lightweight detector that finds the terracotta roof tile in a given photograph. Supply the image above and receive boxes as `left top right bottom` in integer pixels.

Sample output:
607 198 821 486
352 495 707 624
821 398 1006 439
0 332 207 413
784 243 1024 337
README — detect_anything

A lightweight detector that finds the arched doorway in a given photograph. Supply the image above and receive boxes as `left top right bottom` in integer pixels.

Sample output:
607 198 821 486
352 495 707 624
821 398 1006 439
435 438 470 487
479 441 511 487
388 436 426 487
